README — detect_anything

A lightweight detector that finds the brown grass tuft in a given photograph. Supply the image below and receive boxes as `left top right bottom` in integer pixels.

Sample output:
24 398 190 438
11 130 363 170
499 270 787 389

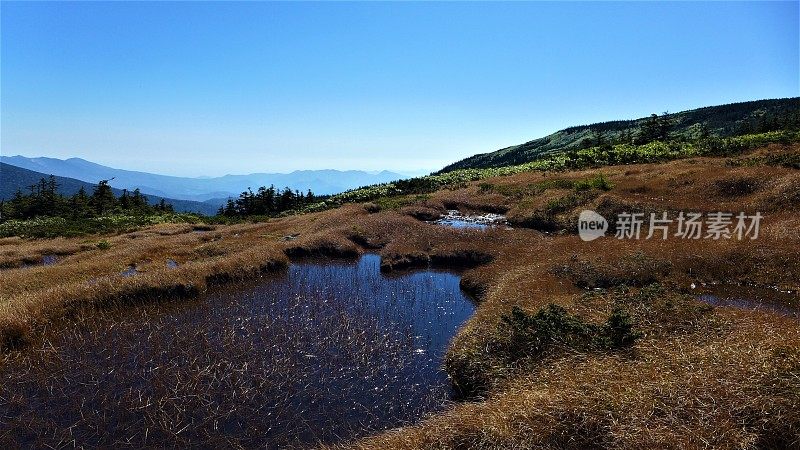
0 317 30 350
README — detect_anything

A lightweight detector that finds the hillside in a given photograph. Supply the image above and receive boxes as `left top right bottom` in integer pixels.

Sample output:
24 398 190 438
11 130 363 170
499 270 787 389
2 139 799 447
0 156 405 201
0 163 218 215
441 97 800 171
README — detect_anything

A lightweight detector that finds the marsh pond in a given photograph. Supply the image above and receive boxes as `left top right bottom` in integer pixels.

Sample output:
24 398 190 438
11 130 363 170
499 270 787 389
0 254 475 447
433 210 509 230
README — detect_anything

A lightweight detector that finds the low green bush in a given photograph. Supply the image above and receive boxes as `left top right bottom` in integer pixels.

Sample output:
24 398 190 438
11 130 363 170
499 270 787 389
497 304 640 360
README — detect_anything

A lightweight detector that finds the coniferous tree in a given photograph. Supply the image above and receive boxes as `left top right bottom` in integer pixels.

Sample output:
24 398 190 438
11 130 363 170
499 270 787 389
89 180 118 215
70 187 91 218
637 114 661 144
11 189 28 218
119 189 131 211
223 199 237 216
156 198 172 212
0 177 181 222
658 111 673 141
130 189 148 212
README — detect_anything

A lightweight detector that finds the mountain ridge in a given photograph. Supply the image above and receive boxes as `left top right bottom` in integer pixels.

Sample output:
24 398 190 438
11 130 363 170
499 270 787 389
440 97 800 172
0 163 219 215
0 156 406 202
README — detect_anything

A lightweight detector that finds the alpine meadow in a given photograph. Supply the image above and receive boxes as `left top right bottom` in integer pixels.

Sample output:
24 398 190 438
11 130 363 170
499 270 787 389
1 2 799 449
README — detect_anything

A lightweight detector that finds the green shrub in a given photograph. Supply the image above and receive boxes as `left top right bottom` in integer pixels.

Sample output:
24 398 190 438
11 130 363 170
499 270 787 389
765 153 800 169
497 304 640 360
600 308 641 348
574 174 613 191
96 241 111 250
500 304 591 356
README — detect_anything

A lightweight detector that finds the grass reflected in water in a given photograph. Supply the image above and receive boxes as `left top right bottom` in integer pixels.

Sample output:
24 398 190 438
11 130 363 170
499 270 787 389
0 254 475 448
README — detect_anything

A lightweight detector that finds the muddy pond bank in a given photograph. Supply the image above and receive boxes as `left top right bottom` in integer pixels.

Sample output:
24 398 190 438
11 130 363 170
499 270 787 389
0 254 476 448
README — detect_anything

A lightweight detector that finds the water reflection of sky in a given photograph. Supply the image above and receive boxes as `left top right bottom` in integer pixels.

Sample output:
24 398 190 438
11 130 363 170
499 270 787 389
433 210 509 230
697 284 799 319
1 254 475 447
436 218 492 229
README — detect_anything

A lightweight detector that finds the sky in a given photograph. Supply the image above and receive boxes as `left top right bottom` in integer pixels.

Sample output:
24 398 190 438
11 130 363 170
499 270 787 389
1 1 798 177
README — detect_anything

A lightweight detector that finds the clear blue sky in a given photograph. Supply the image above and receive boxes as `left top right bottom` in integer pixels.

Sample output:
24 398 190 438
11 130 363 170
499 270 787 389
2 1 798 176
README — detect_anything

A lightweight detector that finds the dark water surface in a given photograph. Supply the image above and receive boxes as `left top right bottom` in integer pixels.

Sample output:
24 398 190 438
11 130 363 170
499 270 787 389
0 255 475 448
697 284 799 319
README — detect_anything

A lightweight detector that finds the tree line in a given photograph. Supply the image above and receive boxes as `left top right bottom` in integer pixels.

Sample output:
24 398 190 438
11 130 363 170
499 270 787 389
218 185 321 217
0 177 173 221
582 104 800 151
0 176 325 222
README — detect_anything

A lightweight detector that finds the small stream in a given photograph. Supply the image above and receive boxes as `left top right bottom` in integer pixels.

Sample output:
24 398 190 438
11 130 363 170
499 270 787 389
0 255 475 447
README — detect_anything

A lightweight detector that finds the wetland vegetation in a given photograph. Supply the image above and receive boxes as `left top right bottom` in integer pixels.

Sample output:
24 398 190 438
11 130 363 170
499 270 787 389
1 255 475 447
1 101 799 449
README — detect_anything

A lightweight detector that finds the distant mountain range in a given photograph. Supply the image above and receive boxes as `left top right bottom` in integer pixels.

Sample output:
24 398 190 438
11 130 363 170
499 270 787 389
0 163 220 215
0 156 406 206
441 97 800 171
9 97 794 216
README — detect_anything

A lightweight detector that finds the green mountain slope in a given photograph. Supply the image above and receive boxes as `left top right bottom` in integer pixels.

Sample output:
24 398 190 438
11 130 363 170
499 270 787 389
440 97 800 172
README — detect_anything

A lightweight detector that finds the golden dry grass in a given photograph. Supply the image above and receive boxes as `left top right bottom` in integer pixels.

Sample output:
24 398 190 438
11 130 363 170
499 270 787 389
2 143 799 448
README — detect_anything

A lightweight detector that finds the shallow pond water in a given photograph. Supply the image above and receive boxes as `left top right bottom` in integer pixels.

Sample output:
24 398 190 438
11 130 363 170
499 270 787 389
697 284 799 319
3 254 60 270
41 254 58 266
0 254 475 447
121 264 139 277
433 210 510 230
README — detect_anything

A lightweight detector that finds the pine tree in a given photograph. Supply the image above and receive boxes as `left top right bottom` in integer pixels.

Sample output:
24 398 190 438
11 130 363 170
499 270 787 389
130 189 149 212
637 114 661 144
70 187 91 218
223 198 237 216
658 111 673 141
89 180 118 215
119 189 131 210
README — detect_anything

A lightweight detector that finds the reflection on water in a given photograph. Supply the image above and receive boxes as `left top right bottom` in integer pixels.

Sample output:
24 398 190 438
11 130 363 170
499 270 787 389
697 284 799 319
0 255 475 447
6 254 59 270
433 210 510 230
121 264 138 277
41 254 58 266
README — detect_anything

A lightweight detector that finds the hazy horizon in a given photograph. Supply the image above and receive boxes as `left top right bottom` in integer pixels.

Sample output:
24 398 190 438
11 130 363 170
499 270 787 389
0 153 427 179
2 1 798 177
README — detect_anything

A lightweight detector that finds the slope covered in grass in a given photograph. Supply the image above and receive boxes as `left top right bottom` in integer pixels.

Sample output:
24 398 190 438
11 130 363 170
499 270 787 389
2 140 799 448
309 129 799 210
440 97 800 171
